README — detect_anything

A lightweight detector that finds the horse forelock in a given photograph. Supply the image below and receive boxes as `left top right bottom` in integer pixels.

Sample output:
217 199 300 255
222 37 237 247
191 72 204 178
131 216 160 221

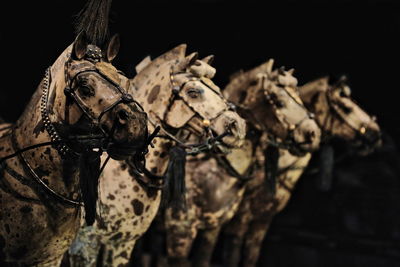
223 71 253 105
135 44 187 79
298 76 330 104
224 60 274 104
74 0 113 48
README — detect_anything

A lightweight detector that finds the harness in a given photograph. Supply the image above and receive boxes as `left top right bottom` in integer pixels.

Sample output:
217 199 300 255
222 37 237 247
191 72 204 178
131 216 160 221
323 89 373 143
217 73 315 183
261 75 315 151
0 58 150 207
130 67 237 189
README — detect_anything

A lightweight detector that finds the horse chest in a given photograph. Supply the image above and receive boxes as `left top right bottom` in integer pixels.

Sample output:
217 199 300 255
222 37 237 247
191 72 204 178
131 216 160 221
274 152 312 212
0 190 80 263
185 159 245 228
245 151 312 217
96 159 161 242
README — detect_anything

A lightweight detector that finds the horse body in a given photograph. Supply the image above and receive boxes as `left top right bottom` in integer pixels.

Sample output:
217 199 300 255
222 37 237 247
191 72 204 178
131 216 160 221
1 18 149 265
69 151 163 267
68 44 247 267
223 149 311 267
0 47 82 265
222 76 382 267
158 60 321 267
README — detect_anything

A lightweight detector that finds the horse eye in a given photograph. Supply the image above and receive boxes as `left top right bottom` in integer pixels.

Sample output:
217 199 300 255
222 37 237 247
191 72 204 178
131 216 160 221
275 100 285 108
187 88 202 99
79 85 94 97
337 102 352 114
342 105 352 114
249 79 258 86
339 90 348 98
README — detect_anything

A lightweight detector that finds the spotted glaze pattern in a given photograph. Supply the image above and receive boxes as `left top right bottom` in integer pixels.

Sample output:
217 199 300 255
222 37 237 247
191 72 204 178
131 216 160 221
0 36 147 266
152 61 322 267
68 44 247 267
222 77 382 267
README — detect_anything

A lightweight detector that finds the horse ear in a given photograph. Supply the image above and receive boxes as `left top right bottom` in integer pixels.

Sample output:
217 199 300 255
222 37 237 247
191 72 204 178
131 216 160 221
261 59 274 74
177 52 199 70
338 75 348 85
106 34 120 62
202 55 214 65
73 32 88 59
186 52 199 66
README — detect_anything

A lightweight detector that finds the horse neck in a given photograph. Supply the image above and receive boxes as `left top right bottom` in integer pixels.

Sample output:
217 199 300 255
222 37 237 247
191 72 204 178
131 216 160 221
132 62 173 120
13 60 81 197
302 89 334 139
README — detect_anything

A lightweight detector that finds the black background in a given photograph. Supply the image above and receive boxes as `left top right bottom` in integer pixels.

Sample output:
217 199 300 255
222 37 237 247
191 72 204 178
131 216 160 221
1 1 400 266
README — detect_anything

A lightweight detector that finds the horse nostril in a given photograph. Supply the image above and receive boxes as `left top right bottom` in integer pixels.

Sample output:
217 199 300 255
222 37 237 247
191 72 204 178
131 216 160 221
307 130 316 142
101 123 110 133
228 102 237 111
364 128 381 144
227 121 238 134
117 109 130 124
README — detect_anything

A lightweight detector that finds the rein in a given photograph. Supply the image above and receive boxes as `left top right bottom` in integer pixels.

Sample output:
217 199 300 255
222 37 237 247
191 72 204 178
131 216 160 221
9 127 83 206
0 63 151 208
262 75 314 150
325 91 369 140
130 66 236 189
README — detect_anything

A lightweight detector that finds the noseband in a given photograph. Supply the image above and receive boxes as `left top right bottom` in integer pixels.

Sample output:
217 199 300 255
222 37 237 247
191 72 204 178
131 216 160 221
132 67 236 189
0 60 150 207
61 64 147 157
152 67 236 154
323 89 372 142
247 75 314 150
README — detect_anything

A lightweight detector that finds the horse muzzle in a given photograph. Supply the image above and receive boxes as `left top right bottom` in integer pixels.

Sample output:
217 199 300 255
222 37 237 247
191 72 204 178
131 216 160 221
210 111 247 148
354 127 382 156
291 119 322 154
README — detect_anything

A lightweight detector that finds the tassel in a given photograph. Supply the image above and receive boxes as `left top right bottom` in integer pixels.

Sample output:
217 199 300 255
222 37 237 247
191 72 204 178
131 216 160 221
79 150 101 225
264 146 280 196
161 146 187 212
316 144 334 191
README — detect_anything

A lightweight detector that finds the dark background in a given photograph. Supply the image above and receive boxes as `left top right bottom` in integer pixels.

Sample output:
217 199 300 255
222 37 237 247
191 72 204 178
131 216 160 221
1 1 400 266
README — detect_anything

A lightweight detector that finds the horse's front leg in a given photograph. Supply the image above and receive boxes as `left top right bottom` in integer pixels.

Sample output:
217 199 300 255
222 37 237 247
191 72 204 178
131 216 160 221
221 204 252 267
192 226 222 267
101 239 136 267
241 217 274 267
68 226 102 267
165 214 198 267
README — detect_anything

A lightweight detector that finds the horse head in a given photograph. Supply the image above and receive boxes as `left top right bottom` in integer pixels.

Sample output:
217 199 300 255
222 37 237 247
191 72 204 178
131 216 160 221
299 75 382 155
224 59 321 156
131 44 246 153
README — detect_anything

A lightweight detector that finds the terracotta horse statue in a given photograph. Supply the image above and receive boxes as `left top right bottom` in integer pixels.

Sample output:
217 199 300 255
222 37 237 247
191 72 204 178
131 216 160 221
0 1 149 265
222 76 382 267
67 44 247 267
137 59 321 267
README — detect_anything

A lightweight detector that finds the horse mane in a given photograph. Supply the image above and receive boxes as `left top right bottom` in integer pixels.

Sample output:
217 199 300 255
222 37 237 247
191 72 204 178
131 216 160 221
133 44 187 88
223 59 274 105
74 0 113 47
298 76 330 104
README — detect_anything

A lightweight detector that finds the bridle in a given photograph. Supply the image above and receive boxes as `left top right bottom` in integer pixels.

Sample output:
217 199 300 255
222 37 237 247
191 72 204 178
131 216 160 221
238 74 315 151
0 55 153 206
321 86 375 144
216 73 316 183
61 62 148 157
131 66 237 188
156 67 237 153
265 75 315 150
